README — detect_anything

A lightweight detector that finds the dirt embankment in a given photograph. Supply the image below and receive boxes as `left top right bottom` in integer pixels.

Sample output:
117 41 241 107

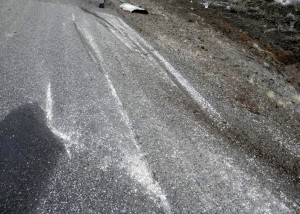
148 0 300 91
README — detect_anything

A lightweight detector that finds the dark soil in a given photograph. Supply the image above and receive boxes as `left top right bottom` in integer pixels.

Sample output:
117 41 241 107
150 0 300 91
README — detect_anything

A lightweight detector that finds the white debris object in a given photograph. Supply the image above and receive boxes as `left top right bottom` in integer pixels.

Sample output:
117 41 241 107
119 3 148 14
203 2 209 8
275 0 300 5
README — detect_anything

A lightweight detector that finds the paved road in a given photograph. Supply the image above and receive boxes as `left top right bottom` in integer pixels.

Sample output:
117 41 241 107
0 0 299 213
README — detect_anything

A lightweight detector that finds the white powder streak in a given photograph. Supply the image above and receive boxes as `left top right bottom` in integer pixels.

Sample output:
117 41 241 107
46 83 72 158
153 50 222 119
115 17 226 127
46 84 53 121
75 22 171 214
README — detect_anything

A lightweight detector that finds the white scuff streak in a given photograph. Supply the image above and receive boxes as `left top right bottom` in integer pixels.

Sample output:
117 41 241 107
101 13 224 123
46 84 53 121
115 12 300 162
75 22 171 214
96 20 146 55
89 12 150 56
115 17 225 126
102 24 135 52
46 83 72 158
153 50 222 119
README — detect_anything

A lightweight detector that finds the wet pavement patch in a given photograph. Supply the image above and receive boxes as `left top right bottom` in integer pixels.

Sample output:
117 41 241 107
0 103 65 213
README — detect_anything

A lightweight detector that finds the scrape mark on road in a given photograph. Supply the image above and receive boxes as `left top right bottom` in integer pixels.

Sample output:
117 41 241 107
99 14 228 129
46 83 72 158
153 50 222 119
123 18 224 123
46 84 53 121
74 20 172 214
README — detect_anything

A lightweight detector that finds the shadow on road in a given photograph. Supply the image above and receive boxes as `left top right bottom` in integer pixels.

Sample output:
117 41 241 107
0 103 65 213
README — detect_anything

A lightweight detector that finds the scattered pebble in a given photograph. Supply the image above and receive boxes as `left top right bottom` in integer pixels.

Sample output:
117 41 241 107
249 77 255 84
277 100 286 108
253 43 263 52
292 95 300 104
286 13 296 20
263 62 270 68
267 90 275 100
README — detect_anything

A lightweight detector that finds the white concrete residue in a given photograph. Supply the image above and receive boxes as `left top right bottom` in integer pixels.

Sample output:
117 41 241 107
74 21 172 214
46 83 72 158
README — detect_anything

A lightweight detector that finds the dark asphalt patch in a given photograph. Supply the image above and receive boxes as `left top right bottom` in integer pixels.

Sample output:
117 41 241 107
0 103 65 213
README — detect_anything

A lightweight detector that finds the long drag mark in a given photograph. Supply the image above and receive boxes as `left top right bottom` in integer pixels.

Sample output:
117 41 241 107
46 84 53 121
74 20 172 214
46 83 71 158
116 17 227 128
87 12 227 129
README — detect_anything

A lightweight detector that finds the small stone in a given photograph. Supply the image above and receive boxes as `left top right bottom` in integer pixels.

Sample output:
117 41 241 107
277 100 286 108
292 95 300 104
249 77 255 84
263 62 270 68
286 13 296 21
267 90 275 100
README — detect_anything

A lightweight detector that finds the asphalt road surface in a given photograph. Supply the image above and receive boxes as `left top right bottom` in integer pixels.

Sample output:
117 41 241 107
0 0 299 213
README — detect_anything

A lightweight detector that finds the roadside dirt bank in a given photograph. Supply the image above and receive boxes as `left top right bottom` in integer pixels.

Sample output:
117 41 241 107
165 0 300 92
